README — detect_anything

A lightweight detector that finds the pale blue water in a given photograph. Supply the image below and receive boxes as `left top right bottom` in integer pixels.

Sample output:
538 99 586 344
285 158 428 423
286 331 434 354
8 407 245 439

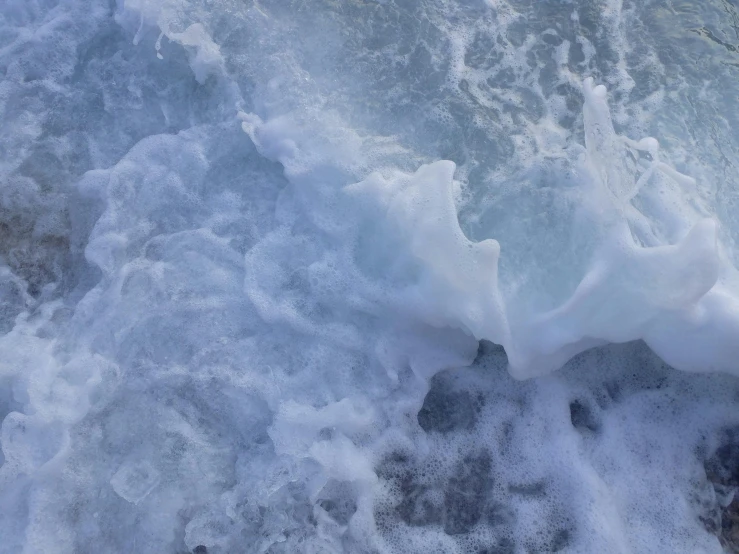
1 0 739 552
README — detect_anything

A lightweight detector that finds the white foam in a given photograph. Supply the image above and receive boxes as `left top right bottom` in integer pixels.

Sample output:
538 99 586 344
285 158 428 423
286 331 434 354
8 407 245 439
2 0 739 552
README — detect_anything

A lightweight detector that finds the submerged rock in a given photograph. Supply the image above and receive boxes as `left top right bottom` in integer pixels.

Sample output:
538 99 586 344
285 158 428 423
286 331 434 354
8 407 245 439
443 453 493 535
418 377 480 434
704 428 739 553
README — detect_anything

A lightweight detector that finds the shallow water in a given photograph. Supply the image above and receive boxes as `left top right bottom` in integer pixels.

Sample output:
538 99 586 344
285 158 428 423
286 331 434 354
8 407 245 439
2 0 739 552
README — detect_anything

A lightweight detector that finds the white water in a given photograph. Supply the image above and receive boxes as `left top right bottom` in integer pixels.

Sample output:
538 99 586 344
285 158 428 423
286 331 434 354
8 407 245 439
2 0 739 552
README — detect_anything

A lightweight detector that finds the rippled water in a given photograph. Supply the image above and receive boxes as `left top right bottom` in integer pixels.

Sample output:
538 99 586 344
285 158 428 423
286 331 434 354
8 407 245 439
2 0 739 552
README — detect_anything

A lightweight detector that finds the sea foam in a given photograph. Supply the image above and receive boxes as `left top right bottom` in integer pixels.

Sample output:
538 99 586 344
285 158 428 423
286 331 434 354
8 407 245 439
1 0 739 553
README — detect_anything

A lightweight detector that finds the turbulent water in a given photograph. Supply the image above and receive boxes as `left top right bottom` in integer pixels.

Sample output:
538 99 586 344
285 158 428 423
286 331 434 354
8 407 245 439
2 0 739 552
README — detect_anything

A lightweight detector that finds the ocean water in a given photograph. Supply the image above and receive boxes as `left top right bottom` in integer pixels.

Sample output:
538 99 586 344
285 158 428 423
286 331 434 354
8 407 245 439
2 0 739 552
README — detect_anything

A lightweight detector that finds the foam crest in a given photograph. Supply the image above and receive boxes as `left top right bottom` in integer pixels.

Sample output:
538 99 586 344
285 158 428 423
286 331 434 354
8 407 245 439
345 162 509 347
337 79 737 380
